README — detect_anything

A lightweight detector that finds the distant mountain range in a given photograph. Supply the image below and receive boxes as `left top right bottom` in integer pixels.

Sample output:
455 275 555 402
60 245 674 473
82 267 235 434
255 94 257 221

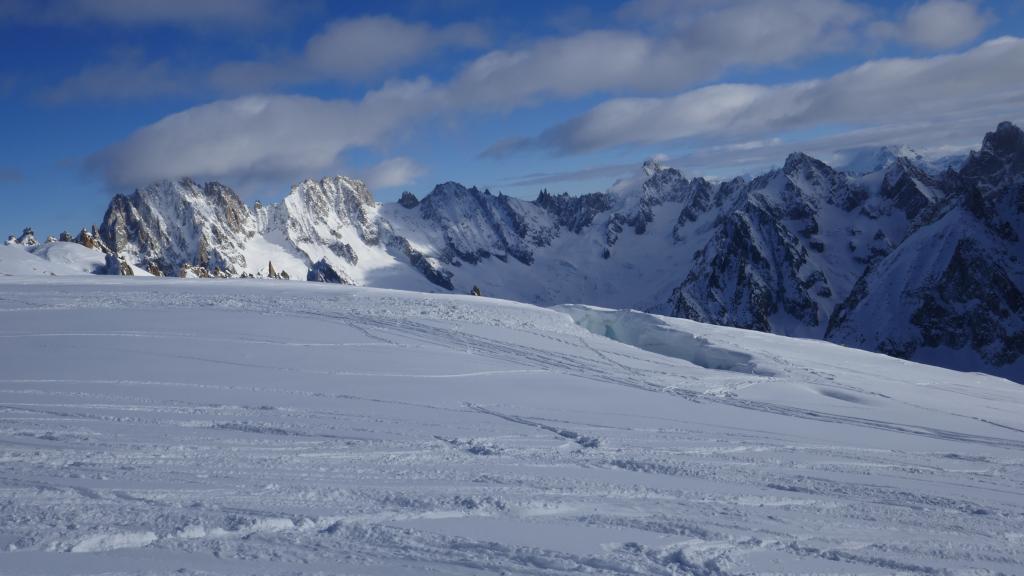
7 122 1022 382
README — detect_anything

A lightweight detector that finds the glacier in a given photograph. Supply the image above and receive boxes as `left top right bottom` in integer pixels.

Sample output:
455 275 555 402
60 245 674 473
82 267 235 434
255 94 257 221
1 276 1023 574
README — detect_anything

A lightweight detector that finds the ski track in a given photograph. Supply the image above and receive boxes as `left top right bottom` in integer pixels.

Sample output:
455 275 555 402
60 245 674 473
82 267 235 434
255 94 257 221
0 278 1023 575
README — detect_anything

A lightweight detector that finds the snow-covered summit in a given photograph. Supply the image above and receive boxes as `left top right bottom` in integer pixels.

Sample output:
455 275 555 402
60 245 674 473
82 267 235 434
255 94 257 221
835 144 925 175
100 178 255 276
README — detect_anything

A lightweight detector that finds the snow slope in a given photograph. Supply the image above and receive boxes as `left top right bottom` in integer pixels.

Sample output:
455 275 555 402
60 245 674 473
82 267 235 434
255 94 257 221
0 243 104 276
1 277 1022 575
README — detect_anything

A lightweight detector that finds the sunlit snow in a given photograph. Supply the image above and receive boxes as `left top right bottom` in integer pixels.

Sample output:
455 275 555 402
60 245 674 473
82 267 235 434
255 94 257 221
1 276 1022 574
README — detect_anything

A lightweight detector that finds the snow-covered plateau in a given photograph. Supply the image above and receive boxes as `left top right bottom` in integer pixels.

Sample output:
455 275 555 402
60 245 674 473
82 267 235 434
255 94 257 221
1 276 1023 575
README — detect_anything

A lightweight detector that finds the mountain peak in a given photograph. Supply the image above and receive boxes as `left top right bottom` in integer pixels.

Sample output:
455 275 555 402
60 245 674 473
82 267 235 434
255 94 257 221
783 151 831 175
960 121 1024 188
5 227 37 246
642 158 667 177
983 121 1024 158
837 144 924 175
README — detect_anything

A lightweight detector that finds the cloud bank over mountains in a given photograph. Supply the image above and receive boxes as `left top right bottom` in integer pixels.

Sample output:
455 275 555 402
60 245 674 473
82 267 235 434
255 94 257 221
3 0 1018 198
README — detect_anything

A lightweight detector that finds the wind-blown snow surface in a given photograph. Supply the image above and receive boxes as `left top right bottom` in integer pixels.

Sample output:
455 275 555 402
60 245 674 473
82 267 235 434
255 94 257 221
1 278 1023 575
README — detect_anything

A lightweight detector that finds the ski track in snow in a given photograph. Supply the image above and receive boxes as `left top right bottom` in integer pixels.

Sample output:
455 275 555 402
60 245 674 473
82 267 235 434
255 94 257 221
0 277 1023 575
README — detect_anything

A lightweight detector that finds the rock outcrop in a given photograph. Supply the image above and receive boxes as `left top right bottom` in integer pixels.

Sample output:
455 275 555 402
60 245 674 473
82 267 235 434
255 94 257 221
307 258 346 284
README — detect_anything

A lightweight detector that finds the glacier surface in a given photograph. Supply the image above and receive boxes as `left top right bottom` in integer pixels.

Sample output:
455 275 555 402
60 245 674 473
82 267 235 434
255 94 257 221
1 277 1023 574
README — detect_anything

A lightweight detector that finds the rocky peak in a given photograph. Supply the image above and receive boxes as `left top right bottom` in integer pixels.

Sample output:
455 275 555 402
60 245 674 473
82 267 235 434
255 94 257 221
102 253 134 276
7 227 38 246
783 152 833 179
75 227 110 253
246 175 384 277
307 258 348 284
420 181 483 212
419 181 551 265
641 166 689 202
294 176 375 209
781 152 868 211
398 191 419 209
202 181 251 234
960 121 1024 191
535 189 612 234
19 227 37 245
983 121 1024 158
642 158 666 177
99 178 254 275
838 144 924 175
879 157 942 221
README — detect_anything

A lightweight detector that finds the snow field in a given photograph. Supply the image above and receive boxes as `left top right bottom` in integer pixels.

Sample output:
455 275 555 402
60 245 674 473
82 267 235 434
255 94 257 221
0 277 1022 575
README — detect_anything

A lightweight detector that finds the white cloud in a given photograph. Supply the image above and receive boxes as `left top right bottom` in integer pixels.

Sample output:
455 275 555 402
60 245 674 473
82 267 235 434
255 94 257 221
211 16 487 92
869 0 992 50
87 79 442 189
216 1 869 101
904 0 991 49
360 157 426 190
79 2 1011 194
306 17 487 80
517 37 1024 154
450 0 867 109
500 116 999 190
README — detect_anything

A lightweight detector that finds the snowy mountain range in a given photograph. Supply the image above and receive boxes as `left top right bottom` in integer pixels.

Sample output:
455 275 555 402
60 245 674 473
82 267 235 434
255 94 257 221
6 122 1022 382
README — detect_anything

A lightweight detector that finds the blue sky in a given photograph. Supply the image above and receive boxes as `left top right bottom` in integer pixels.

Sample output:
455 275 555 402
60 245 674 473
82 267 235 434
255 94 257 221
1 0 1023 236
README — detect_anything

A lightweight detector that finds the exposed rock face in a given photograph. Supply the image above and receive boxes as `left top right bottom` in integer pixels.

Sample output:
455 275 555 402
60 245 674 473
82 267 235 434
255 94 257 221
307 258 346 284
672 198 823 333
17 227 38 246
959 121 1024 191
878 158 943 221
417 182 557 266
103 253 134 276
828 122 1024 378
100 179 253 276
74 226 112 253
628 163 714 235
272 176 380 251
179 263 212 278
398 191 419 209
385 235 453 290
6 228 38 246
535 189 612 233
